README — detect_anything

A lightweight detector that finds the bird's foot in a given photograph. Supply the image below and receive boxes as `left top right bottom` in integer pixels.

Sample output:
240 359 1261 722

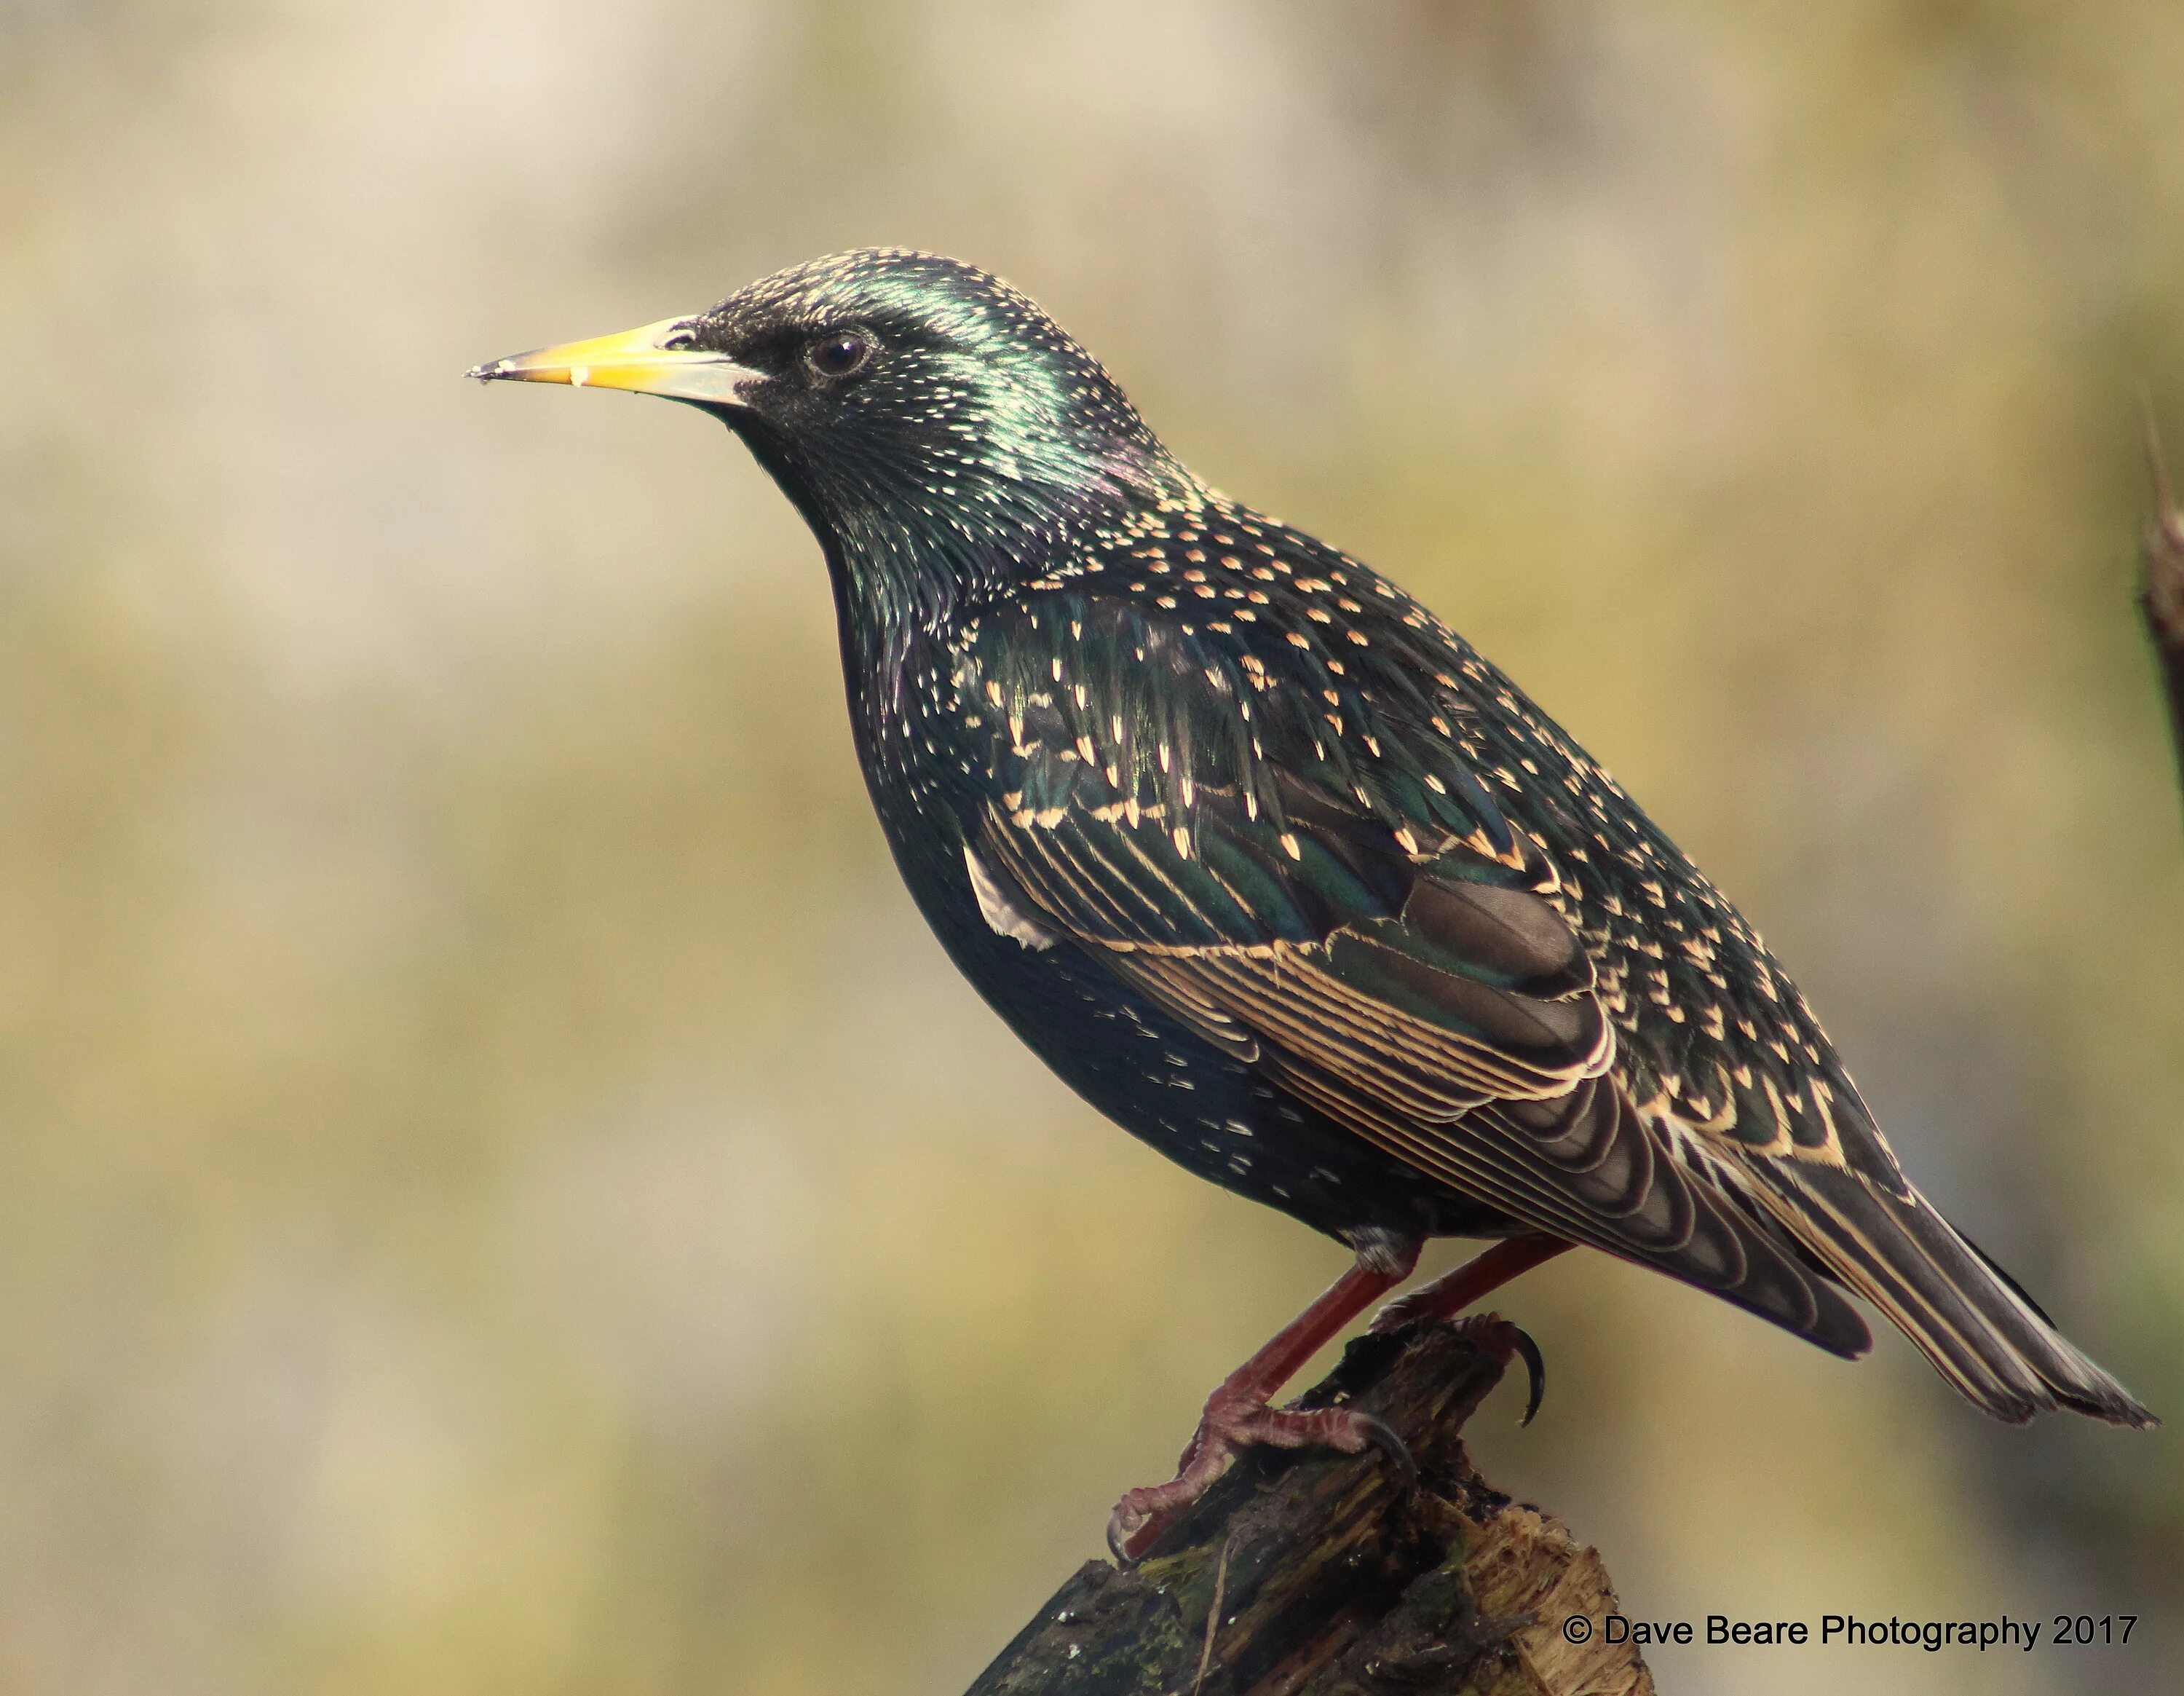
1367 1285 1548 1429
1106 1392 1415 1563
1450 1312 1547 1427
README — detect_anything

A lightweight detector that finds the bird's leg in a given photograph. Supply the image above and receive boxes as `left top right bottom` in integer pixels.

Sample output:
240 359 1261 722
1108 1242 1420 1563
1366 1234 1571 1333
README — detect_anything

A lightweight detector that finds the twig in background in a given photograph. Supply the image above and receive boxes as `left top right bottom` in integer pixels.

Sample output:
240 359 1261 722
2138 398 2184 813
1187 1531 1235 1696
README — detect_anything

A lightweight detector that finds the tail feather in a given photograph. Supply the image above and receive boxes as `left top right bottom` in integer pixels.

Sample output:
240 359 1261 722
1952 1223 2057 1327
1756 1164 2154 1429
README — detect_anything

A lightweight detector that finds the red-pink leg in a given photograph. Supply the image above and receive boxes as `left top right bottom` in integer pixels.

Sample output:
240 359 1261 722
1109 1245 1420 1561
1368 1234 1570 1333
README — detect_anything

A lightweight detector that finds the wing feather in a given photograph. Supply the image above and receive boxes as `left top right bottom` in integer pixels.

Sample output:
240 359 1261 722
949 581 2148 1417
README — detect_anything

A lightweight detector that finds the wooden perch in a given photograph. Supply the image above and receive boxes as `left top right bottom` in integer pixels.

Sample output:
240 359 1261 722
2141 405 2184 809
965 1321 1653 1696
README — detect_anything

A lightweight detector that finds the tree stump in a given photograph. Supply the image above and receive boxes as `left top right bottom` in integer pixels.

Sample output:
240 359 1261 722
965 1321 1653 1696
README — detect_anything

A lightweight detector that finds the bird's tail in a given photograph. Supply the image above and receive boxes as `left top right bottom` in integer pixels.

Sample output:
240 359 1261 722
1756 1163 2155 1428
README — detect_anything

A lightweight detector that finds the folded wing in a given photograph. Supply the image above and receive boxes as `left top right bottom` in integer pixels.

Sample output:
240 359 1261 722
958 591 1872 1356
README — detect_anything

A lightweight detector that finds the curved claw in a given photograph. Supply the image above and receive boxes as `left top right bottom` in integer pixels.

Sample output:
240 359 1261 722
1107 1481 1188 1566
1350 1410 1419 1486
1449 1312 1546 1426
1508 1323 1546 1426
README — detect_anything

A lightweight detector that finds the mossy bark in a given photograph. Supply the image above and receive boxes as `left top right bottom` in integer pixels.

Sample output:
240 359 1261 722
965 1322 1653 1696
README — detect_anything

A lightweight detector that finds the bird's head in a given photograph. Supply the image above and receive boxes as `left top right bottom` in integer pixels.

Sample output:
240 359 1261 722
470 250 1196 591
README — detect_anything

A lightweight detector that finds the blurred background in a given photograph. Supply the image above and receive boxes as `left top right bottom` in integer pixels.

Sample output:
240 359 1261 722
3 2 2182 1692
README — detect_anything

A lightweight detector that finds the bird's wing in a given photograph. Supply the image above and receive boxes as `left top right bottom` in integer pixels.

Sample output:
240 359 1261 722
951 588 1870 1354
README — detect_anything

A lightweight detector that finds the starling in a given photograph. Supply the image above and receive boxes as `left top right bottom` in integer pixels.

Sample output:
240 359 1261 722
470 250 2153 1557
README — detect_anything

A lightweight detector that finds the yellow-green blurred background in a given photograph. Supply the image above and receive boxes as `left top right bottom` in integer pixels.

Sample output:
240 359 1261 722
4 3 2182 1692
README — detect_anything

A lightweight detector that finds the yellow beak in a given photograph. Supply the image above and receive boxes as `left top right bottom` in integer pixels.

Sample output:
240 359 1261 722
466 315 761 407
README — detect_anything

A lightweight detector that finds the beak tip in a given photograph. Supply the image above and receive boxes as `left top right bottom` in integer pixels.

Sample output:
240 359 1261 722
461 318 747 403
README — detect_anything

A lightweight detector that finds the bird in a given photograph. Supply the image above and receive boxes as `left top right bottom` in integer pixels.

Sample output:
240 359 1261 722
470 248 2153 1558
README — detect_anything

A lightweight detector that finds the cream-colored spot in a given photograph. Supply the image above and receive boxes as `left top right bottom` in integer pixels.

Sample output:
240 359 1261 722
963 845 1057 950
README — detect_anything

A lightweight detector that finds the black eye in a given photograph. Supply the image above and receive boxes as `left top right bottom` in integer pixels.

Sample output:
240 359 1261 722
807 331 872 378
